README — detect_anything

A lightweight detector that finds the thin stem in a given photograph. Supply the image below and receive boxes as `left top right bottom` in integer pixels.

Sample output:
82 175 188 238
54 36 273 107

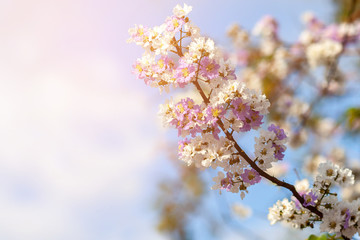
172 32 323 217
193 76 323 218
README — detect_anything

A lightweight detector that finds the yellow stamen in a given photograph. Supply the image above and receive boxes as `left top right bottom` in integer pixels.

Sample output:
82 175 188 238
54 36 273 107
172 19 179 28
212 109 220 117
251 114 259 121
326 169 334 176
165 104 172 114
177 104 185 113
187 101 193 109
158 59 164 69
260 148 267 155
136 64 143 73
182 68 189 77
248 173 255 180
237 104 244 112
206 63 214 72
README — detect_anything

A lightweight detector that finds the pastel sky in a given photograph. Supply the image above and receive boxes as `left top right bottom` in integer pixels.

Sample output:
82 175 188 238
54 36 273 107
0 0 338 239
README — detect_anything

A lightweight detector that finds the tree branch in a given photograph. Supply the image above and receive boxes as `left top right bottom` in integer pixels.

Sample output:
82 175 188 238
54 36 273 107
193 78 323 218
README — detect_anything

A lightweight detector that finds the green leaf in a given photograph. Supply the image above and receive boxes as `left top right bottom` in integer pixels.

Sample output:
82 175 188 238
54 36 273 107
307 234 321 240
306 234 340 240
344 107 360 132
318 234 328 240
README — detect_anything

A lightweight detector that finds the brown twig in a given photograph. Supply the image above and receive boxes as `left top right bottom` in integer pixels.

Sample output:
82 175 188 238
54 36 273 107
174 32 323 218
193 80 323 218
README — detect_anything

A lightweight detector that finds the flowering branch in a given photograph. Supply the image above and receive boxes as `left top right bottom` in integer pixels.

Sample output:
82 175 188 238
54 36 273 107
192 70 324 218
129 4 359 239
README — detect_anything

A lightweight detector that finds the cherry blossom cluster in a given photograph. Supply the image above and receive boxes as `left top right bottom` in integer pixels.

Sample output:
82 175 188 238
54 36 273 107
129 4 360 239
229 11 360 69
268 161 357 238
254 124 287 170
227 12 360 150
129 3 279 197
128 4 199 91
224 11 360 239
227 10 360 199
295 12 360 70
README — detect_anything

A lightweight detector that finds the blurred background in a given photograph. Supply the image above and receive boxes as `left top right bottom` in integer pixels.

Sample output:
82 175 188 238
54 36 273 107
0 0 358 239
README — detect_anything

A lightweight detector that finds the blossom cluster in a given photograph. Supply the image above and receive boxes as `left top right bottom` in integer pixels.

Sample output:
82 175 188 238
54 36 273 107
129 4 360 239
268 161 357 238
295 12 360 68
128 4 198 91
226 12 360 151
130 3 277 198
224 11 360 239
254 124 287 170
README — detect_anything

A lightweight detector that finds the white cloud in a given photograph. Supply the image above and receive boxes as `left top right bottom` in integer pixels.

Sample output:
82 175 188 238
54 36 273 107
0 2 163 238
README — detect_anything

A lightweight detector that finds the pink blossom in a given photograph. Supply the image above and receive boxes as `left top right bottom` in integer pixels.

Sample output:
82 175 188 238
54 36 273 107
241 169 261 185
178 138 190 157
232 98 263 131
268 124 286 160
302 192 317 207
245 110 263 130
323 24 342 42
174 59 196 87
224 68 236 80
273 144 285 160
323 24 360 44
153 55 174 74
220 172 234 191
166 15 185 32
129 25 149 43
241 111 263 132
232 98 251 120
132 60 147 79
132 60 154 85
268 124 287 140
205 105 225 126
199 57 220 80
171 98 204 137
